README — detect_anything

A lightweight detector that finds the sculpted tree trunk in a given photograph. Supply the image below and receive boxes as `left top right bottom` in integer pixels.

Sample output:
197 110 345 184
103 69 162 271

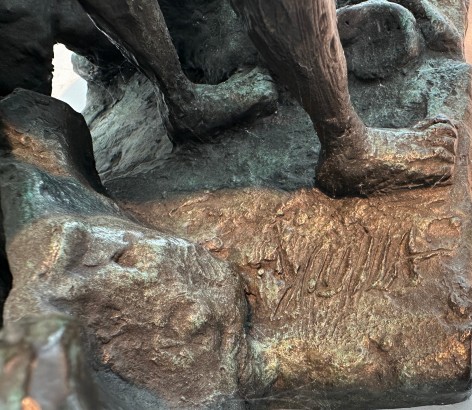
233 0 457 196
234 0 365 143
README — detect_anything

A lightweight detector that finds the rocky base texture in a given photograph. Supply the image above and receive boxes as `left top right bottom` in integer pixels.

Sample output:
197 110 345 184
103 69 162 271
1 0 472 409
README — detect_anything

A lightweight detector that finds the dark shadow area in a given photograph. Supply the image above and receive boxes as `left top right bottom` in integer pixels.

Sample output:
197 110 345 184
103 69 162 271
0 208 12 329
0 120 13 328
159 0 258 85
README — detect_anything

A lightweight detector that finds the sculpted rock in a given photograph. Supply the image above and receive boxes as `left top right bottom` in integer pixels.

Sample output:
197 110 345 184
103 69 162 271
0 89 103 192
337 0 463 57
87 0 470 408
0 90 248 408
0 87 109 328
0 90 119 328
1 0 472 409
4 215 247 409
338 1 422 79
70 0 277 180
0 315 100 410
76 60 173 181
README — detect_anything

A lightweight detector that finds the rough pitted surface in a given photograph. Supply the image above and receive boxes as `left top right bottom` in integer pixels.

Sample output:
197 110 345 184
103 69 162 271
125 184 472 408
338 1 422 80
1 0 472 408
4 215 247 409
79 0 472 407
80 62 278 182
102 56 469 198
0 91 248 409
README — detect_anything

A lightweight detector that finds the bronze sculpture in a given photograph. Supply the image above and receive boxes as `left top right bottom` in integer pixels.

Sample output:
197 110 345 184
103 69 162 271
77 0 459 195
0 0 471 408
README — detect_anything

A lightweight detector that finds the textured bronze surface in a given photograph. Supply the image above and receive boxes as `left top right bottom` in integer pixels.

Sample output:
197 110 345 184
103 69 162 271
0 0 471 408
123 174 472 407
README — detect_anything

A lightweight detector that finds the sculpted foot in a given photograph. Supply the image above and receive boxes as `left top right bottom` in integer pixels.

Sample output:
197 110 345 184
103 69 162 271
316 117 458 196
168 67 278 143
